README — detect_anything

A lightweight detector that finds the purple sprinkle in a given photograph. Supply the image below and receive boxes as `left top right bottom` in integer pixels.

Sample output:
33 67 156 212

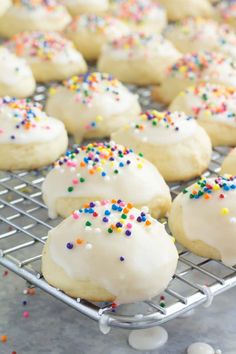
120 256 125 262
125 230 131 236
103 217 109 223
66 242 74 250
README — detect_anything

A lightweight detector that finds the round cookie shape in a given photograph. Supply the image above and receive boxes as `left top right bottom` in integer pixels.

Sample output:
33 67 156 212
98 32 181 85
221 148 236 176
0 46 35 98
65 14 130 61
46 72 141 143
59 0 109 16
158 0 214 21
0 0 12 17
0 97 68 170
165 18 236 59
169 176 236 266
42 141 172 219
216 1 236 29
169 83 236 147
112 110 212 182
0 0 71 38
6 31 87 82
42 199 178 303
111 0 167 34
153 51 236 104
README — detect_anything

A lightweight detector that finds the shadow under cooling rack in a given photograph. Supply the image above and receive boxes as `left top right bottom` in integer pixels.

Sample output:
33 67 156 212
1 146 236 330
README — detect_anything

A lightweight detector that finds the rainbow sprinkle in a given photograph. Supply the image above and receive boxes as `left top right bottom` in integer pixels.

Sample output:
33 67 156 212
7 32 74 61
50 72 121 106
65 199 153 245
54 142 145 193
68 14 125 34
180 83 236 121
113 0 163 24
13 0 59 10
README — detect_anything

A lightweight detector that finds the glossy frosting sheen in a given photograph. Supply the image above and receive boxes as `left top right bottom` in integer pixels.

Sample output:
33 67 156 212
0 46 33 86
0 97 65 144
167 51 236 86
67 14 129 37
121 110 197 145
182 176 236 266
47 199 178 303
42 142 170 218
7 32 83 64
112 0 165 24
102 32 180 60
48 72 139 122
173 83 236 126
11 0 69 18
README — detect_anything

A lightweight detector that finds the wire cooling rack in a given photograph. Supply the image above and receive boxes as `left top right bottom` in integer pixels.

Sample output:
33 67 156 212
1 84 236 330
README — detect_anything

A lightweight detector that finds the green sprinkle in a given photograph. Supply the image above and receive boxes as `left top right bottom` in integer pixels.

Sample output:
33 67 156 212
139 152 143 157
107 228 113 234
121 214 127 219
67 186 74 192
85 221 92 227
114 169 119 174
80 177 85 183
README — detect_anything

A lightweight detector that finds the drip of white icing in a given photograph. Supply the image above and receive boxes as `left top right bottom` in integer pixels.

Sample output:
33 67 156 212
182 177 236 266
128 326 168 351
99 314 111 335
178 309 195 318
187 342 216 354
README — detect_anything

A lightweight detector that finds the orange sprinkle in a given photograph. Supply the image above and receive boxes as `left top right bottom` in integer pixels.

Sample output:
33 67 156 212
204 194 211 200
145 220 151 226
76 239 84 245
80 161 86 167
127 203 133 209
89 169 95 175
123 208 129 214
1 335 7 343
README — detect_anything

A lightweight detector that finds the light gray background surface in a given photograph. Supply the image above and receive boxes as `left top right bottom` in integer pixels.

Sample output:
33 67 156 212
0 265 235 354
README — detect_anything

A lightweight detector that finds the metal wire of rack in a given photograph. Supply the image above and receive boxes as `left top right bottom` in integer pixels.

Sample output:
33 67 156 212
1 83 236 330
1 146 236 330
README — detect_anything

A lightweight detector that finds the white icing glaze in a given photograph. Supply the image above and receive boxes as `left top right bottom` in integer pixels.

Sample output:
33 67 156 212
7 31 84 65
46 73 140 135
120 110 197 145
167 52 236 89
67 14 129 40
42 141 170 219
171 84 236 127
187 342 215 354
101 33 180 61
128 327 168 351
167 18 236 58
0 97 66 144
0 46 34 86
8 1 70 21
47 200 178 304
60 0 108 12
181 176 236 266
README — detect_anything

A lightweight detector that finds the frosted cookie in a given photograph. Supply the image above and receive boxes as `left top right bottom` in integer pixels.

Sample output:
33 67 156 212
0 46 35 98
216 1 236 29
110 0 167 34
6 32 87 82
0 97 68 171
221 148 236 175
159 0 214 21
165 18 236 59
98 32 181 85
169 83 236 147
65 14 129 61
0 0 71 38
42 142 171 219
0 0 11 17
112 110 212 182
59 0 109 16
42 199 178 303
169 176 236 266
46 72 141 143
153 52 236 104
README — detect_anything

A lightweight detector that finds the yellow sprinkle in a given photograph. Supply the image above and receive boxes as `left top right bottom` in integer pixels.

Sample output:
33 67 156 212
96 115 103 122
137 163 143 169
49 87 56 96
213 184 220 190
220 208 229 216
205 110 211 117
117 227 122 232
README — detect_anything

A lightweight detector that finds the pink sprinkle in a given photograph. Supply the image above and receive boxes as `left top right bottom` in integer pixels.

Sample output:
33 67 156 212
0 128 4 133
129 215 135 220
72 212 80 220
101 200 108 205
23 311 30 318
67 161 77 168
120 201 126 206
126 223 132 229
72 178 79 185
